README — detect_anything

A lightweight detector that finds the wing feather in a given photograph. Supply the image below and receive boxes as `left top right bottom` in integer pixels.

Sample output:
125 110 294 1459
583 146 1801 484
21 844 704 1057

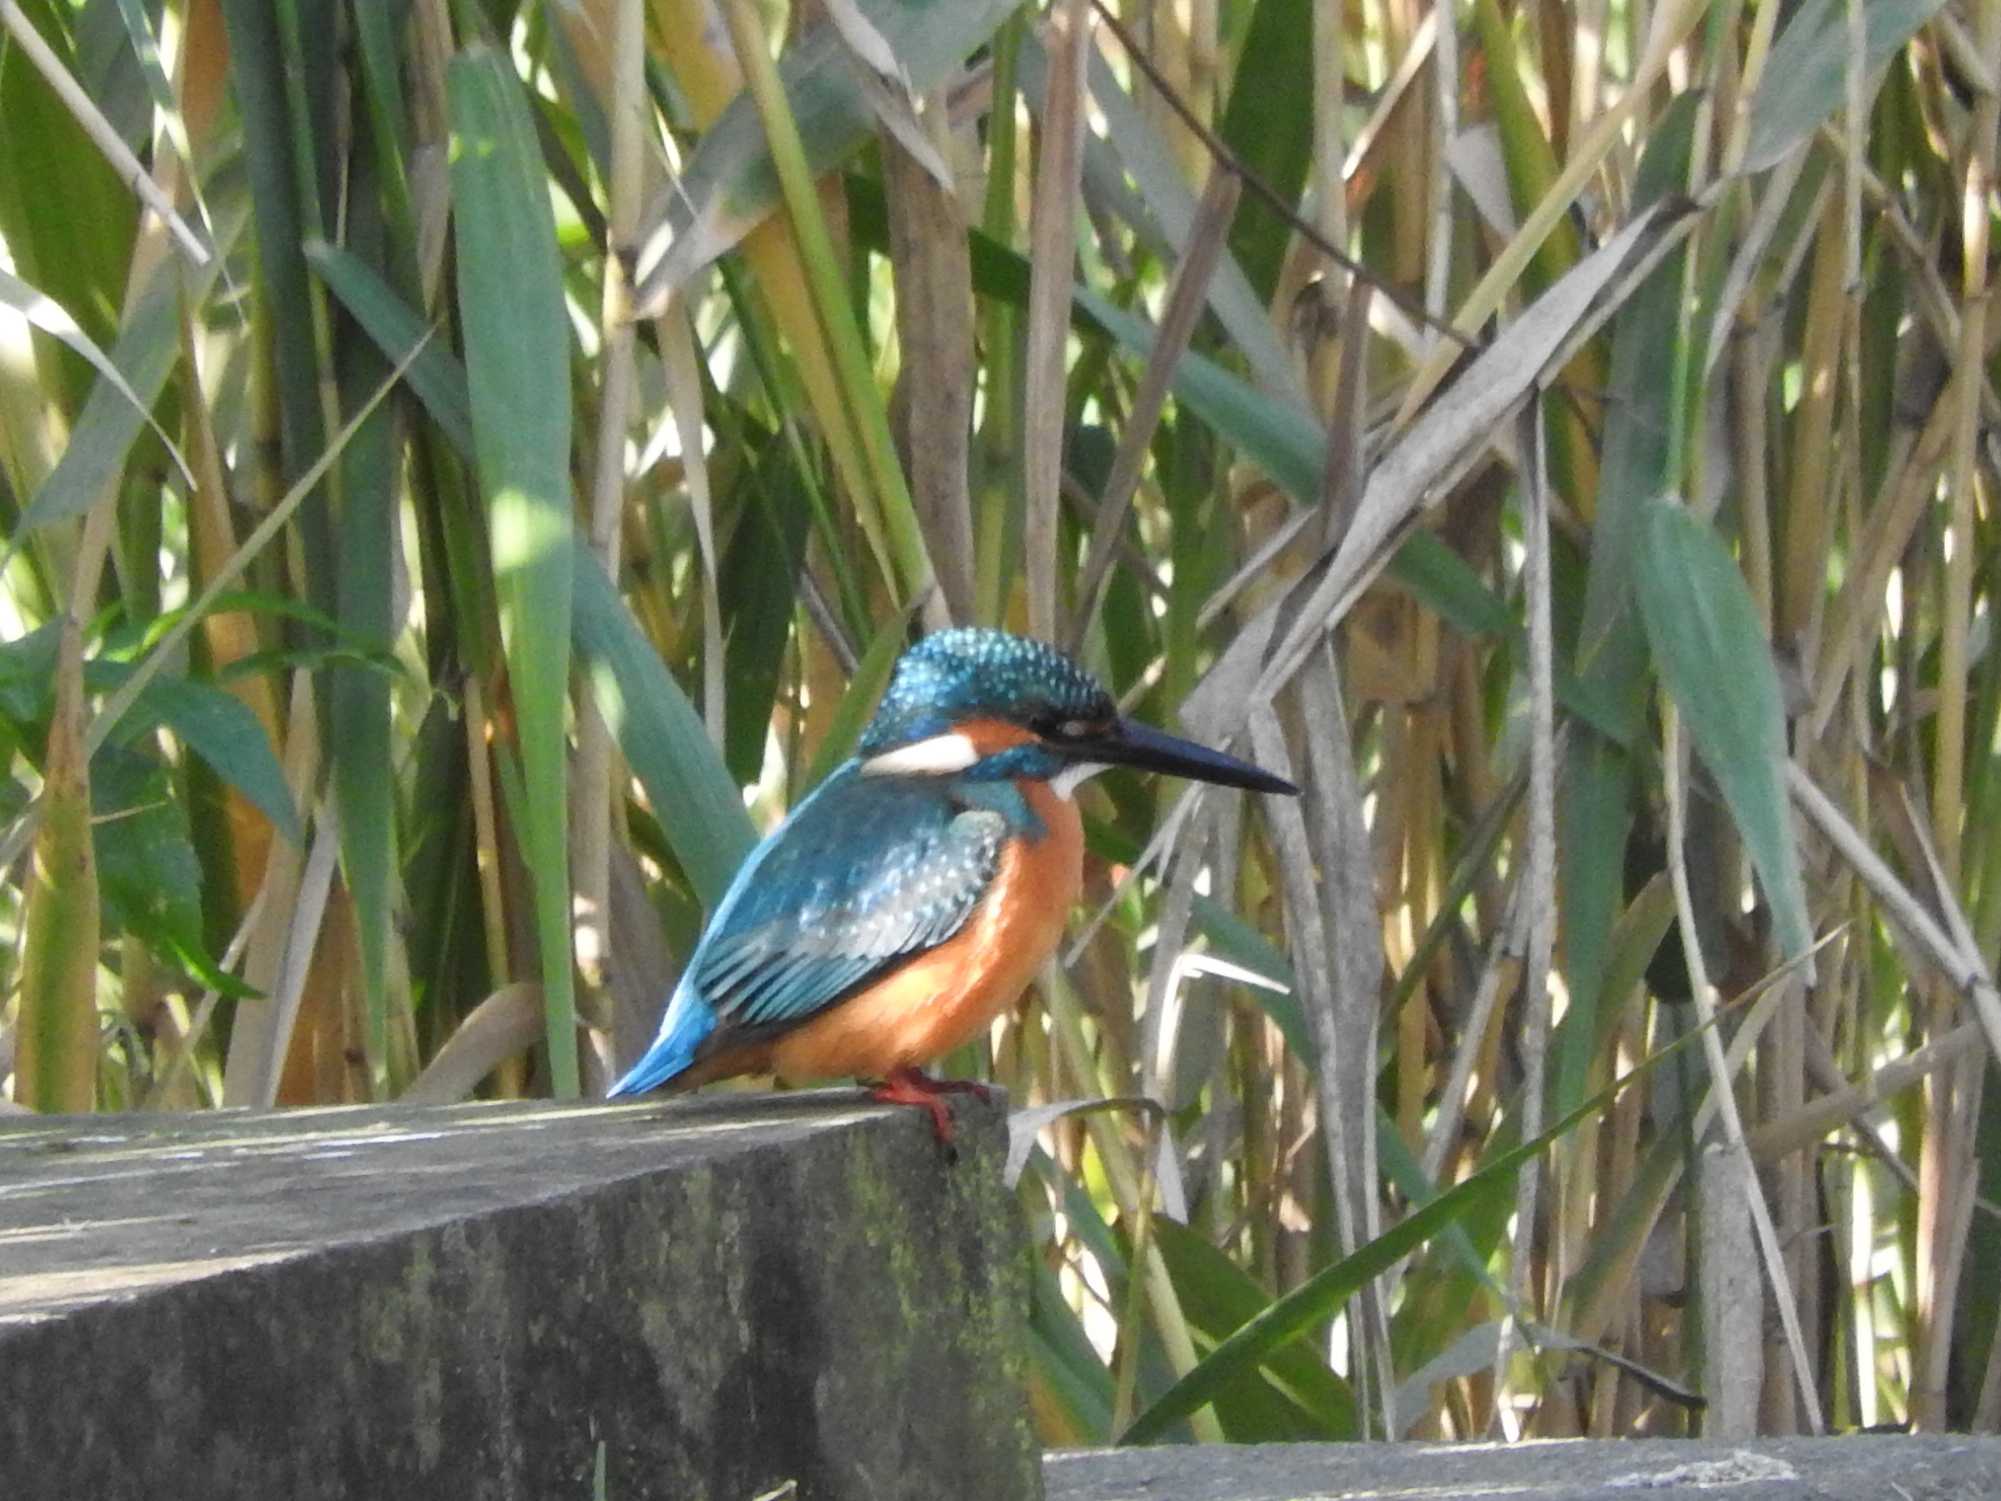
689 767 1007 1037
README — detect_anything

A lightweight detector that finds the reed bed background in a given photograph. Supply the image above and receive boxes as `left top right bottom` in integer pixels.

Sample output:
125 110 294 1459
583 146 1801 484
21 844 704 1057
3 0 2000 1449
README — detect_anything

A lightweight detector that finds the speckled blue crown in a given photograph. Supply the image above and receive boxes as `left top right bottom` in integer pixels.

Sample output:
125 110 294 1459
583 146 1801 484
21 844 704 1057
859 629 1112 754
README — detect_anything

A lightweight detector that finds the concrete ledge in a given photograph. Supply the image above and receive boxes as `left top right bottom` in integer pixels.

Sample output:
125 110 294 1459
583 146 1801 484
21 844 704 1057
1046 1435 2001 1500
0 1094 1041 1501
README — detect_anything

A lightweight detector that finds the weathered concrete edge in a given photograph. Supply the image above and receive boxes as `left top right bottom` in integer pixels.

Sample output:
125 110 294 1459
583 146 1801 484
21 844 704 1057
1046 1434 2001 1501
0 1097 1044 1501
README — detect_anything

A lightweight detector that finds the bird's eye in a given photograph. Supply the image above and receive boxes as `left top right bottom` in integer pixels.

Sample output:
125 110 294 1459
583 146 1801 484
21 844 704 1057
1029 708 1108 742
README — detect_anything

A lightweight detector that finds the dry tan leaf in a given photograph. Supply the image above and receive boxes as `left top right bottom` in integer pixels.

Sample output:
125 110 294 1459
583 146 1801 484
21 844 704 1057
402 983 545 1106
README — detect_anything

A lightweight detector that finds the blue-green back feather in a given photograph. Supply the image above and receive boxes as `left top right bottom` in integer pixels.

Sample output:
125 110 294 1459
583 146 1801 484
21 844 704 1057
696 766 1006 1026
609 762 1014 1092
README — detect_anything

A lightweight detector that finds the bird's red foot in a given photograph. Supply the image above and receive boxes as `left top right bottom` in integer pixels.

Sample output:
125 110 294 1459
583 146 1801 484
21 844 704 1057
869 1067 993 1148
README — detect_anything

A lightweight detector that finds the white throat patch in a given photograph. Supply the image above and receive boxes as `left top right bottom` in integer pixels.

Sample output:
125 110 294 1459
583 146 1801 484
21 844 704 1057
1051 761 1110 800
859 732 980 777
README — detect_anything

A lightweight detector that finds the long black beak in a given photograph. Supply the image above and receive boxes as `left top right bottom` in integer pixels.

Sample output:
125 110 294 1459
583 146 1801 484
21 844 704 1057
1072 717 1298 795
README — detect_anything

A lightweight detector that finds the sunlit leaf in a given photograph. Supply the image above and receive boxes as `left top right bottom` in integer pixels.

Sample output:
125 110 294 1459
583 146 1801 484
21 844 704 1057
13 255 220 544
0 266 192 488
450 44 579 1094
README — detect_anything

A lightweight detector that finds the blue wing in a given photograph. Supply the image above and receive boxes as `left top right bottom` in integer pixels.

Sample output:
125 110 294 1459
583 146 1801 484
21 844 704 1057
608 764 1006 1095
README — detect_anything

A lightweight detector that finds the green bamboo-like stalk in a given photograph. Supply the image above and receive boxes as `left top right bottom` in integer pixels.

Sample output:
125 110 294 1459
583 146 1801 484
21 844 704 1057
974 12 1025 627
16 615 100 1112
716 0 942 625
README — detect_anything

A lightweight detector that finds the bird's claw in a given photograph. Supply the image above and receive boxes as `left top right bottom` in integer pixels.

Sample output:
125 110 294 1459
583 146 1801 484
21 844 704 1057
869 1067 992 1152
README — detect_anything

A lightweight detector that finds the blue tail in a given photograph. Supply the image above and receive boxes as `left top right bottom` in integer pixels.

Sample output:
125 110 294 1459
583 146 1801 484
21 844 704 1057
607 981 715 1097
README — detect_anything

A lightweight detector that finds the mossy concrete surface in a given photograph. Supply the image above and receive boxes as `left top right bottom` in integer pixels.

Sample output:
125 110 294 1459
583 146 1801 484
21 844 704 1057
1047 1434 2001 1499
0 1093 1042 1501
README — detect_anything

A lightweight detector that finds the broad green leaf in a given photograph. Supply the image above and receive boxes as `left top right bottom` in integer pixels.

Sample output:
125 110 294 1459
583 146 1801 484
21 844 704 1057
93 742 256 1000
305 239 473 454
124 677 302 847
1215 0 1313 305
0 0 137 413
1029 1261 1115 1442
1746 0 1949 171
1151 1218 1356 1440
1632 498 1813 960
0 629 300 848
451 45 579 1094
1188 896 1314 1063
1553 101 1697 1119
1578 92 1701 712
0 620 60 725
1552 737 1637 1117
719 447 810 784
398 697 493 1024
573 550 757 908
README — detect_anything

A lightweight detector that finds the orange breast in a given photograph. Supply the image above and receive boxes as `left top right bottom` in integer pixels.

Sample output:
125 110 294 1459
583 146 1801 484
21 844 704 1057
765 779 1084 1082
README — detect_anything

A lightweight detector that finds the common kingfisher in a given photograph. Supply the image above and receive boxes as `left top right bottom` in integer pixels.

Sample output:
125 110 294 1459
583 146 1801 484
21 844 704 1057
608 628 1296 1138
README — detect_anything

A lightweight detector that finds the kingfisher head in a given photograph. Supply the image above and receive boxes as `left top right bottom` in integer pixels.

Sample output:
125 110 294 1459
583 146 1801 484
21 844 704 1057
855 628 1296 797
